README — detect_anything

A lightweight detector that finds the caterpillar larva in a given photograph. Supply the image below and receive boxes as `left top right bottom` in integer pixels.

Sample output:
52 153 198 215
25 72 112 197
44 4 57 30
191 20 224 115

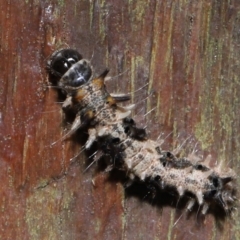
47 48 237 216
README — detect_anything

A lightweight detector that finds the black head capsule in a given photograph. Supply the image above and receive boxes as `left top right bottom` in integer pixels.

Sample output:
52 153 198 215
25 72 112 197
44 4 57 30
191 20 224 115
48 49 93 90
48 49 83 77
59 59 93 89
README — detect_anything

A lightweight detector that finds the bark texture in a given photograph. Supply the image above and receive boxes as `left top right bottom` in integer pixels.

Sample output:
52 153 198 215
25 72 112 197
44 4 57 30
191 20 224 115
1 0 240 239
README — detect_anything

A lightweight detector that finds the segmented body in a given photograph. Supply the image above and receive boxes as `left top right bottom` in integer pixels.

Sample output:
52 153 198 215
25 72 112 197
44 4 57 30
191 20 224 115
47 49 236 215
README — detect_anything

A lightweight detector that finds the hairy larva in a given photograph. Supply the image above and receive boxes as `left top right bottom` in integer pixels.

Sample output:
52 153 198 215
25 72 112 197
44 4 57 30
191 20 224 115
47 48 237 217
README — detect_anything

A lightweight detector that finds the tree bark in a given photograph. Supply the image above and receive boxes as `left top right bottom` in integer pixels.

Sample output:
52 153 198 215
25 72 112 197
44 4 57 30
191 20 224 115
1 0 240 239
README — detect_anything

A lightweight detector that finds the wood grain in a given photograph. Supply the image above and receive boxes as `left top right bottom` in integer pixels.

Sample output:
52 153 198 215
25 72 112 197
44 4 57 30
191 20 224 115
1 0 240 239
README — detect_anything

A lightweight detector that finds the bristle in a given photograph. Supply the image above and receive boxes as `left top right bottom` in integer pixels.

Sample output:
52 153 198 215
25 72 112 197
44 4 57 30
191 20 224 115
85 129 97 149
116 110 131 120
202 154 212 167
196 191 203 205
110 93 131 102
123 104 136 110
186 199 195 211
201 203 209 215
98 127 108 137
177 186 184 197
98 68 110 79
202 170 213 178
187 153 202 164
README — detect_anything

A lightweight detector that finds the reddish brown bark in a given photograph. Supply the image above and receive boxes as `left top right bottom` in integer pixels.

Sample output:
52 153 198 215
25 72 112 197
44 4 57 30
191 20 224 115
1 0 240 239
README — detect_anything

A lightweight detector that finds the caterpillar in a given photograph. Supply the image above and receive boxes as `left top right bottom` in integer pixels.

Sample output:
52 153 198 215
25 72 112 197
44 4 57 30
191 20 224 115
47 48 237 216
